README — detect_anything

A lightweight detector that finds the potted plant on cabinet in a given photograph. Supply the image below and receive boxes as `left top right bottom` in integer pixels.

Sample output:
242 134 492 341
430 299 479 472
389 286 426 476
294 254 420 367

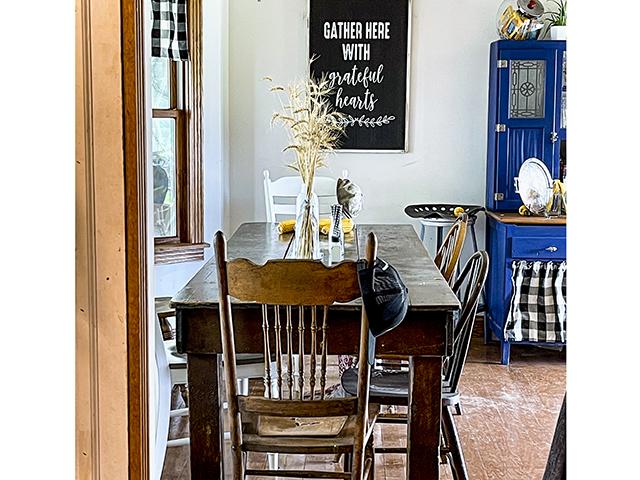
547 0 567 40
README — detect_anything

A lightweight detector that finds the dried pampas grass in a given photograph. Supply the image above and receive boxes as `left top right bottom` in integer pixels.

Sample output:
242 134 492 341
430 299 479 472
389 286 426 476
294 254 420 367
265 70 345 197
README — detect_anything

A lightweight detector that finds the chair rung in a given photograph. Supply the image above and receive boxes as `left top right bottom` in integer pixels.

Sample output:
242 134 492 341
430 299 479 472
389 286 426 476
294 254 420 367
244 469 350 479
167 437 190 448
376 412 408 424
169 407 189 418
378 412 407 419
374 446 407 454
376 418 408 425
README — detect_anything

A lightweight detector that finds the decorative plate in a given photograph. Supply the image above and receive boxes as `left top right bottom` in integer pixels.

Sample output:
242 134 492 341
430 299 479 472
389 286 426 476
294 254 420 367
515 158 553 215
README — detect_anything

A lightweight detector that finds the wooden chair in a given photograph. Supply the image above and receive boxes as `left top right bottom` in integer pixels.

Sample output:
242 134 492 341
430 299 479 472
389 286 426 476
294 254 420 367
340 251 489 480
263 169 348 223
373 214 468 374
434 213 468 284
214 230 378 479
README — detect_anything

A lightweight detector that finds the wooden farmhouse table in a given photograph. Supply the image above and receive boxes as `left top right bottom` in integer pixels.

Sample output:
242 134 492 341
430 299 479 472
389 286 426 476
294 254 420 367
172 222 460 479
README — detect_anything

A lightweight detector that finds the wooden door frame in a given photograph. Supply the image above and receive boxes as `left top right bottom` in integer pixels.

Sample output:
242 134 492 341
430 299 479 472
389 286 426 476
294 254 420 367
77 0 150 477
122 0 151 478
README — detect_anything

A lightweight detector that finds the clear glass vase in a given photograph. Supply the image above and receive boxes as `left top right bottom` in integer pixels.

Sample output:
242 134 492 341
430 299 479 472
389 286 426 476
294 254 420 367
293 189 320 260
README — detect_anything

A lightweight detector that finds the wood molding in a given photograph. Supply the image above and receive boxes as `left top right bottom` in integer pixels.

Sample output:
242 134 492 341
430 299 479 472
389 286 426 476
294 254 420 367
78 0 131 478
77 0 101 477
78 0 151 477
122 0 150 478
185 0 204 245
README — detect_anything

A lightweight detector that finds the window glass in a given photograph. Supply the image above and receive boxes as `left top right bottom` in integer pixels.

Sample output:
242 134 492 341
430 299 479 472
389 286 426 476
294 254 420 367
151 57 170 109
152 118 177 237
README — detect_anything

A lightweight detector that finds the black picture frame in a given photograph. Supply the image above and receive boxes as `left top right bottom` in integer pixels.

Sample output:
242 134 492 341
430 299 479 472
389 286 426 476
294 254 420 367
308 0 412 152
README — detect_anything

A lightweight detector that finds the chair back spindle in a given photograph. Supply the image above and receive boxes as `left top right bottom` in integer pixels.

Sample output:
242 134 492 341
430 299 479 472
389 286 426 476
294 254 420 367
273 306 283 398
434 213 468 284
320 306 329 400
286 306 293 399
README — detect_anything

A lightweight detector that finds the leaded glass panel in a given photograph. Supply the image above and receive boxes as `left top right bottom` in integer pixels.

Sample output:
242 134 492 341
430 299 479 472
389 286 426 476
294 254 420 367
509 60 546 119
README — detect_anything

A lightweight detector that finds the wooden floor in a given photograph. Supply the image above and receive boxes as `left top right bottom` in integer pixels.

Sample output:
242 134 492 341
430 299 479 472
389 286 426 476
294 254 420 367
161 321 566 479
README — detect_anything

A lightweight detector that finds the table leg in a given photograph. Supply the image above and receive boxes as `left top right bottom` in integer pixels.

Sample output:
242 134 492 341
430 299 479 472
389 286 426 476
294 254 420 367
187 353 224 480
407 356 443 479
436 226 443 253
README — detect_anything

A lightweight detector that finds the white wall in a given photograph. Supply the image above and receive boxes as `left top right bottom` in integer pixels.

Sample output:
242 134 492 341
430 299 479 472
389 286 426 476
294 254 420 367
228 0 499 252
154 0 226 296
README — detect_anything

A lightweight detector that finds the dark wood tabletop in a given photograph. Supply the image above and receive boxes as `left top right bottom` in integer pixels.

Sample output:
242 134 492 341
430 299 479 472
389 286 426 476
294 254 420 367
172 222 460 312
172 222 460 480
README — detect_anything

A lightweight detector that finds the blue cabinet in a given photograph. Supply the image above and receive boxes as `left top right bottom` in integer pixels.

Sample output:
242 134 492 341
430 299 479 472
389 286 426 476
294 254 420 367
484 40 567 365
485 214 566 364
486 40 566 211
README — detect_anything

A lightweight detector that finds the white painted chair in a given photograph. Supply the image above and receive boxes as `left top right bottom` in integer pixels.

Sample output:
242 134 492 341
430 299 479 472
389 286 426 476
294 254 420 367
261 170 350 472
263 169 348 223
155 299 281 471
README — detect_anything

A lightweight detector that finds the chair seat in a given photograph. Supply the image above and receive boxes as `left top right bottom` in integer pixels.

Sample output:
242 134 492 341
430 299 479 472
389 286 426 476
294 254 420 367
404 204 484 221
343 368 409 398
420 218 457 227
241 403 379 455
341 368 459 405
419 216 477 229
164 340 187 369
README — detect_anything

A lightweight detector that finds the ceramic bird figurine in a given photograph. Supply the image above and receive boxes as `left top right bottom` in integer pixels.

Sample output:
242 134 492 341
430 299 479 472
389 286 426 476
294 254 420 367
336 178 363 219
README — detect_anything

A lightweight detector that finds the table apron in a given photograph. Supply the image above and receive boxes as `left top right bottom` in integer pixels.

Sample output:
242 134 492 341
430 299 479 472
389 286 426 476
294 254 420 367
176 306 454 357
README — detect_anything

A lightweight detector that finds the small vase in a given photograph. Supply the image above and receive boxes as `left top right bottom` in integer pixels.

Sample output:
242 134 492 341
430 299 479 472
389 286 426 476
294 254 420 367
550 25 566 40
293 188 320 260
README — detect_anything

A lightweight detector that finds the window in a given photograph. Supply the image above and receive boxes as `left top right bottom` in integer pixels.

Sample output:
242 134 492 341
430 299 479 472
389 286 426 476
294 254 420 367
152 58 182 240
150 0 207 264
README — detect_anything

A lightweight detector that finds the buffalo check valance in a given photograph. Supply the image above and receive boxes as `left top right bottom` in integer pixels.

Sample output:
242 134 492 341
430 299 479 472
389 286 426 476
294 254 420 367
152 0 189 61
505 260 567 343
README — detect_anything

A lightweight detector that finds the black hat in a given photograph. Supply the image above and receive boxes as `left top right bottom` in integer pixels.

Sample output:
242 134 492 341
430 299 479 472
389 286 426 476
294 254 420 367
357 258 409 366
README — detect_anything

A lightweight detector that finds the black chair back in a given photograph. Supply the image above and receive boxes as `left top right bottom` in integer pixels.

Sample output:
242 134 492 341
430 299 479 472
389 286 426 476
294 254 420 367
444 251 489 394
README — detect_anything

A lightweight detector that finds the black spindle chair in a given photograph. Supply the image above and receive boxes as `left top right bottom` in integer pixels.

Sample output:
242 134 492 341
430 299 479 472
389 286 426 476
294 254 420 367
341 251 489 480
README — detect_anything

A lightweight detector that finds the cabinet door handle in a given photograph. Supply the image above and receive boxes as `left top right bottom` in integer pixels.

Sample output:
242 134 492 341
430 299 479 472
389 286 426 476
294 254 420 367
550 132 559 143
545 246 558 252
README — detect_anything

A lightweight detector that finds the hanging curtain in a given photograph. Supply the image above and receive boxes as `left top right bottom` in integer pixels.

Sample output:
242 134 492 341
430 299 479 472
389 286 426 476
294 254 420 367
505 260 567 343
151 0 189 61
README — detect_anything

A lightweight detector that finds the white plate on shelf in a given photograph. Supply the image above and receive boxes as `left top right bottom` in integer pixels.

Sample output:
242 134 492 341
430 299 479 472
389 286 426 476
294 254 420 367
514 158 553 215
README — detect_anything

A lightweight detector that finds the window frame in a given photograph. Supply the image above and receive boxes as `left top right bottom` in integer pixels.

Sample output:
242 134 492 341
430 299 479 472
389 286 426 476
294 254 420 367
151 0 208 265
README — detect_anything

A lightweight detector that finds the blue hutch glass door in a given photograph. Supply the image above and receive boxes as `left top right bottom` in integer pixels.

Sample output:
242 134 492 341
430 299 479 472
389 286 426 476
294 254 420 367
495 48 558 211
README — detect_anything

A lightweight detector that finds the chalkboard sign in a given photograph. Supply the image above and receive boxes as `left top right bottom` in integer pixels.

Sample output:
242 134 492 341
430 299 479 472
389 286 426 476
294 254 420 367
309 0 411 152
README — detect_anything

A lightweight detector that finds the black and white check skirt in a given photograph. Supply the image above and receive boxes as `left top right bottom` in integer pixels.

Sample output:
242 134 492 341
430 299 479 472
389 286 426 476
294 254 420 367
505 260 567 343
